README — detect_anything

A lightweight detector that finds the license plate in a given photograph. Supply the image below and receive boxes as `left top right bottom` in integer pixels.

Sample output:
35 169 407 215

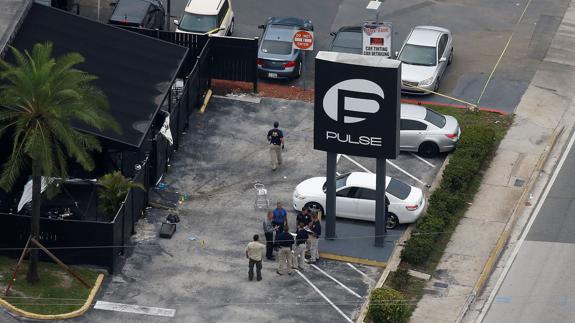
268 73 278 78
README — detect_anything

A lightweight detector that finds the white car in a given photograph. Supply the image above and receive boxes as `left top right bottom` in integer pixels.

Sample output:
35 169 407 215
174 0 234 36
292 172 426 229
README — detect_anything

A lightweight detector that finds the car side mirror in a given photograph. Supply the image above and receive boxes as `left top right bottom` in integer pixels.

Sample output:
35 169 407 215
258 24 265 29
394 51 399 57
439 57 447 63
173 19 179 26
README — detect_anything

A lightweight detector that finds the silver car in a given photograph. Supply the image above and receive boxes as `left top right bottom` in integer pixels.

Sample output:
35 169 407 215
257 17 313 79
398 26 453 94
400 104 460 157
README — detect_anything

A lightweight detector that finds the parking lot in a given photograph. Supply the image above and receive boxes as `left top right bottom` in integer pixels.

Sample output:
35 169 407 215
76 96 447 322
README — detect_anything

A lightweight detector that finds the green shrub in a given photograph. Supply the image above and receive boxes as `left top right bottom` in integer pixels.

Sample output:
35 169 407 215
389 268 411 292
401 234 434 265
368 287 410 323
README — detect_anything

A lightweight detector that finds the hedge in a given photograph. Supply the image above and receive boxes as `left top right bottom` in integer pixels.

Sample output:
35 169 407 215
401 125 497 265
368 287 410 323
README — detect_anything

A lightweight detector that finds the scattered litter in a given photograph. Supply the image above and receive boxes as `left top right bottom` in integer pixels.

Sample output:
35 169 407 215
283 176 287 179
188 235 197 241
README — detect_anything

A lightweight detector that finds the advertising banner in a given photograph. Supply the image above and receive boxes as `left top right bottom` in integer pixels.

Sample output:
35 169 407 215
362 22 392 57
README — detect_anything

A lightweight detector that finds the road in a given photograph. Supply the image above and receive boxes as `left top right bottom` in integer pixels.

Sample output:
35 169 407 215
479 131 575 323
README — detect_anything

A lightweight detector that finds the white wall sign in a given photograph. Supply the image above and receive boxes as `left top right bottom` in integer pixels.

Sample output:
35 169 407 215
362 22 392 57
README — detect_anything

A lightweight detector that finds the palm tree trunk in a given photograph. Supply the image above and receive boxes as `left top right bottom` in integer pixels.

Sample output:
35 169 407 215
26 161 41 284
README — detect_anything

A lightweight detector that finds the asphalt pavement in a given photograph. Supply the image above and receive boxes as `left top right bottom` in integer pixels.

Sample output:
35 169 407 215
480 130 575 323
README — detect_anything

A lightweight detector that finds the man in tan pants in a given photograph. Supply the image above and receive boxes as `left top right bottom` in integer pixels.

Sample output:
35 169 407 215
275 225 294 275
267 121 284 171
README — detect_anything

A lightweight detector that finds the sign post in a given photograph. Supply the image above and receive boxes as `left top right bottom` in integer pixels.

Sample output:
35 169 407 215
314 51 401 247
293 30 314 90
362 22 393 58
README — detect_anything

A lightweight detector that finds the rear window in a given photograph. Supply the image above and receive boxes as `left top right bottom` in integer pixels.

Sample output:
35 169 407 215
386 178 411 200
261 40 292 55
424 108 446 128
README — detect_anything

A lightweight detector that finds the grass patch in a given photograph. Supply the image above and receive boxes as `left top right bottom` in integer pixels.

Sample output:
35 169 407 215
385 269 426 317
0 256 100 315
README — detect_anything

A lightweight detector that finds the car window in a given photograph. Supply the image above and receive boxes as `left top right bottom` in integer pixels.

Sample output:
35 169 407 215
337 187 358 198
399 44 437 66
356 188 376 200
424 108 447 128
261 39 292 55
438 34 448 57
386 178 412 200
146 5 156 27
179 13 217 33
218 0 229 25
400 119 427 131
332 31 363 53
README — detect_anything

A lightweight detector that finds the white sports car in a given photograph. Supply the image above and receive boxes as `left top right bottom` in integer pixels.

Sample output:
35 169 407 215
292 172 425 229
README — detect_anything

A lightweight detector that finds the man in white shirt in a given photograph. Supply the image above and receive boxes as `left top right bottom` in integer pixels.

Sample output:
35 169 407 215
245 234 265 281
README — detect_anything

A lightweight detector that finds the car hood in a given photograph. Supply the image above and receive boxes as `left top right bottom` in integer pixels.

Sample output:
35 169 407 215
295 177 326 197
401 63 436 83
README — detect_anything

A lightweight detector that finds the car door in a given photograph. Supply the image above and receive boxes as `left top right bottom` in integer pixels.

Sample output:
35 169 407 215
335 187 359 219
437 34 448 77
400 119 428 150
355 188 376 221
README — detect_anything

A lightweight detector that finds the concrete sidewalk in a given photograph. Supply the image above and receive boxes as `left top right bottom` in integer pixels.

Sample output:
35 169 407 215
410 1 575 322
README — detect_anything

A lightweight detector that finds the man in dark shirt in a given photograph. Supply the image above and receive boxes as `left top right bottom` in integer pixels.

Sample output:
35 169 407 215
275 226 294 275
308 214 321 264
293 223 309 270
267 121 284 171
296 207 312 229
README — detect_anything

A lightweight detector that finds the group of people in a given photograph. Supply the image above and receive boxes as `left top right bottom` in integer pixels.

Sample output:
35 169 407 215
245 202 322 281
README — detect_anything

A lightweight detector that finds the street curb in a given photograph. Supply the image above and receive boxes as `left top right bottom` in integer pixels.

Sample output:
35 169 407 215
319 253 387 268
455 125 564 323
400 98 509 116
0 273 105 320
354 155 452 323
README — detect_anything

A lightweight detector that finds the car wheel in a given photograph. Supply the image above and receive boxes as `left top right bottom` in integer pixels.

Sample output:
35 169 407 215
304 202 324 217
227 19 234 36
419 142 439 158
448 49 453 65
386 213 399 230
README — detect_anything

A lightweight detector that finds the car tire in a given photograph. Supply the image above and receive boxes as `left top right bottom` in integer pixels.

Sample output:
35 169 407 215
293 61 302 79
419 142 439 158
448 49 453 65
304 202 324 217
386 213 399 230
227 19 234 36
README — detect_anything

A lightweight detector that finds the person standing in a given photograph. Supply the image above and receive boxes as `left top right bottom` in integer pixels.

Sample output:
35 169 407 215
267 121 284 171
296 207 312 229
245 234 265 281
272 201 287 234
275 226 294 275
262 211 276 260
308 214 321 264
293 223 309 270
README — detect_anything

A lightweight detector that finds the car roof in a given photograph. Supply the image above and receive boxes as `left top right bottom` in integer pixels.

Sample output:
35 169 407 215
267 16 311 29
336 25 362 33
110 0 151 23
184 0 225 15
346 172 390 190
400 104 427 119
406 26 446 47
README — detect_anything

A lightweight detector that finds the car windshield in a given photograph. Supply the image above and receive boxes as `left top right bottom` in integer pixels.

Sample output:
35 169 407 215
323 173 350 193
261 40 292 55
179 13 217 33
332 31 362 54
386 178 412 200
424 108 446 128
399 44 436 66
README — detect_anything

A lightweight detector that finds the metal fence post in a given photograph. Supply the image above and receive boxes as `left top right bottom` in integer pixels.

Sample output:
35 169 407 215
253 37 259 93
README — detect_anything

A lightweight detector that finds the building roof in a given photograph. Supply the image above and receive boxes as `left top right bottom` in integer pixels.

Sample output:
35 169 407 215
9 4 188 148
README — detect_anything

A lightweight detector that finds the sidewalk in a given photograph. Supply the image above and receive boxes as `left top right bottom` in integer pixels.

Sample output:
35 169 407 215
410 1 575 322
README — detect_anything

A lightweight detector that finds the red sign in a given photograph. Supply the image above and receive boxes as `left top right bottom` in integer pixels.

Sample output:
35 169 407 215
292 30 314 51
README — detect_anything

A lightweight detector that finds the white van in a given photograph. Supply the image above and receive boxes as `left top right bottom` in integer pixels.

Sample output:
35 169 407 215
174 0 234 36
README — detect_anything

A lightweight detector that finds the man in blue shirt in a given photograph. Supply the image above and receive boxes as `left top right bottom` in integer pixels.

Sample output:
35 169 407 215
272 201 287 234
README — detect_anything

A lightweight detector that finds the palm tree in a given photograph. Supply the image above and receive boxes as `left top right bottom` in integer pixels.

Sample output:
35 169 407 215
0 42 120 284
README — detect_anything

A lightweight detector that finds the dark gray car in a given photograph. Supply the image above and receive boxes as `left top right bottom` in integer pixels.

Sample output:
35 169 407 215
257 17 313 79
329 26 363 54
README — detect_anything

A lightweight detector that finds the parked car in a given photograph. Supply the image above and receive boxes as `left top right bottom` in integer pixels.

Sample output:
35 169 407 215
174 0 234 36
329 26 363 54
400 104 460 157
257 17 314 79
292 172 425 229
397 26 453 94
108 0 165 30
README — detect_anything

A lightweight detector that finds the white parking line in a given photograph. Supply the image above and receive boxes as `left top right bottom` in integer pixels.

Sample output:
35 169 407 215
341 155 373 173
346 263 374 282
386 160 429 187
296 270 353 323
94 301 176 317
310 264 362 298
409 152 436 168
